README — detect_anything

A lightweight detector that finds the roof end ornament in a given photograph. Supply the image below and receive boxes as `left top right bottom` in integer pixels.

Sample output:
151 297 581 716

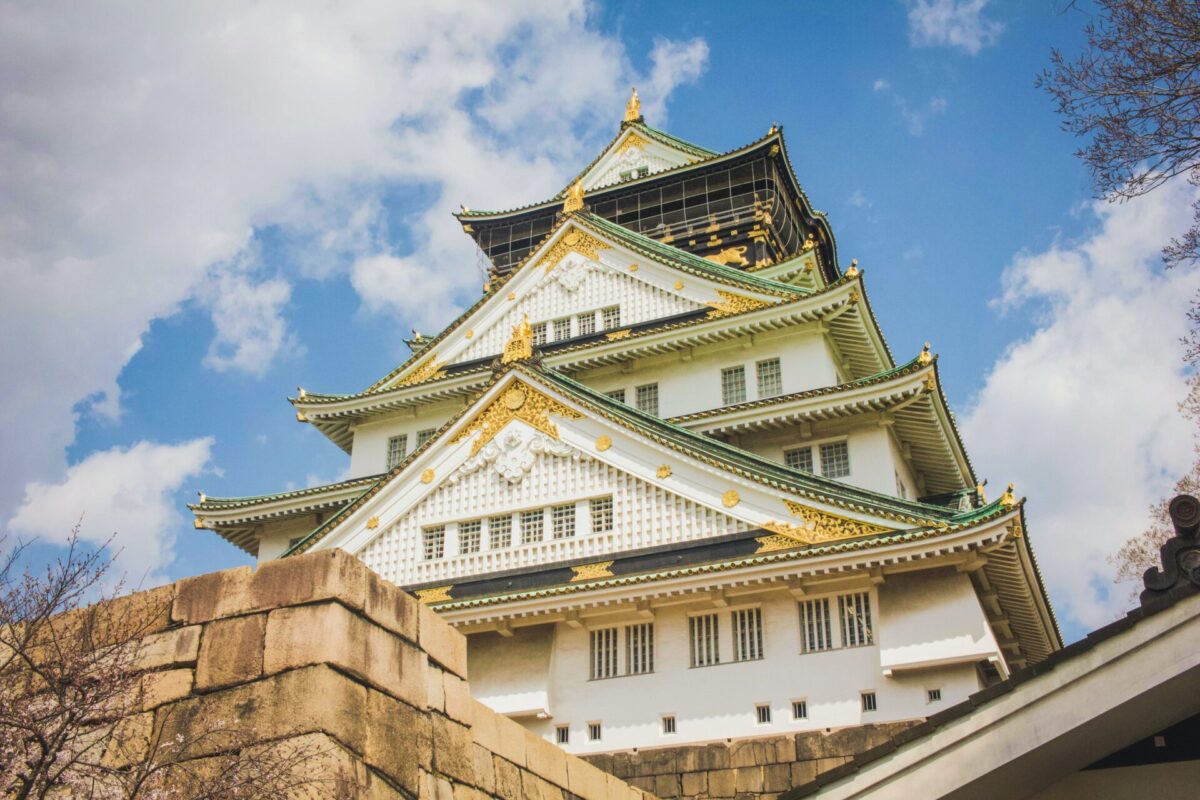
624 87 642 124
563 179 586 215
1141 494 1200 606
501 314 535 364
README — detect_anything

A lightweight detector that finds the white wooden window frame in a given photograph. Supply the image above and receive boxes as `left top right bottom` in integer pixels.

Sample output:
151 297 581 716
721 365 747 405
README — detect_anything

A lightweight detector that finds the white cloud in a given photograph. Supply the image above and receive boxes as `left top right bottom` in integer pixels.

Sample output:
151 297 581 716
847 190 873 209
0 3 708 536
873 79 891 93
873 82 948 136
6 439 214 585
962 182 1200 633
906 0 1004 55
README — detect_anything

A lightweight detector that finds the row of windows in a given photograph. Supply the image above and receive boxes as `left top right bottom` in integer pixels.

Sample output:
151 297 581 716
720 358 783 405
784 440 851 480
604 383 659 416
587 593 874 680
423 497 614 559
386 428 438 470
533 306 621 346
556 687 948 744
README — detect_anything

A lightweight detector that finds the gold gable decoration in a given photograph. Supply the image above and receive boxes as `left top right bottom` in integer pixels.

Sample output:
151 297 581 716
770 501 896 545
397 355 447 387
450 380 584 456
563 180 586 214
571 560 615 582
502 315 534 364
616 131 649 154
705 290 772 319
416 586 453 604
536 226 610 274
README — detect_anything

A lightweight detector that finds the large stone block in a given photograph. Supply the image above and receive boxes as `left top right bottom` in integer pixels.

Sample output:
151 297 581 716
443 671 473 725
680 771 707 797
490 712 529 767
567 753 611 800
734 766 764 794
521 769 565 800
419 601 468 678
472 744 496 795
263 601 426 708
762 763 791 792
431 715 475 785
136 625 201 670
653 772 680 798
524 729 570 788
171 565 254 625
141 668 194 710
707 768 736 798
195 613 266 691
493 756 523 800
363 687 431 795
632 747 677 777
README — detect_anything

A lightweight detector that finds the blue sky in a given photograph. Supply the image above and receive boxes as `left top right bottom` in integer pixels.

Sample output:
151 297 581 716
2 1 1196 642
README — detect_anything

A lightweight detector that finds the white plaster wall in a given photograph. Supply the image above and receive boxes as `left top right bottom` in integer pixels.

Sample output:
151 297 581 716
348 399 463 478
469 626 556 717
876 570 1001 673
472 587 984 753
256 514 321 562
740 427 905 497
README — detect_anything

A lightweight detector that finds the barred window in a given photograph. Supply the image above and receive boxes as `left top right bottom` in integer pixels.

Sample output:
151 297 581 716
588 722 602 741
520 509 544 544
423 527 445 560
721 366 747 405
785 446 814 472
799 597 833 653
416 428 437 448
532 322 548 346
756 704 772 725
578 311 596 336
489 515 512 549
635 383 659 416
605 388 626 403
459 520 481 555
839 591 874 647
689 613 720 667
626 623 654 675
927 688 942 703
386 434 408 470
556 726 569 744
820 440 850 479
792 700 808 720
589 627 619 680
590 497 613 534
551 503 576 539
662 715 676 735
601 306 621 329
861 692 877 712
757 358 783 398
553 317 571 341
732 607 764 661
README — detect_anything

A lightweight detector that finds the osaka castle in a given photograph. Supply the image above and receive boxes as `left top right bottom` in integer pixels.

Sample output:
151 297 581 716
191 90 1061 754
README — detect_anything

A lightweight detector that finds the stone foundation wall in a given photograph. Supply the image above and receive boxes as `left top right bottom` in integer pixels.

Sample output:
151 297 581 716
77 549 652 800
581 723 919 800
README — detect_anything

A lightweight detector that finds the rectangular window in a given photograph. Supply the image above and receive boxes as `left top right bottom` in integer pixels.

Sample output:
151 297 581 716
589 628 619 680
820 440 851 479
423 527 445 560
757 358 783 398
556 725 569 745
895 471 908 500
635 383 659 416
861 692 877 712
458 520 481 555
839 592 874 647
756 704 772 725
689 613 720 667
551 503 576 539
662 715 676 735
578 311 596 336
799 597 833 653
732 607 764 661
601 306 621 329
489 515 512 549
785 446 814 472
637 166 650 178
520 509 544 544
626 623 654 675
792 700 808 720
721 365 747 405
590 497 614 534
386 434 408 470
553 317 572 341
927 688 942 703
605 388 626 403
588 722 602 742
532 322 548 346
416 428 437 448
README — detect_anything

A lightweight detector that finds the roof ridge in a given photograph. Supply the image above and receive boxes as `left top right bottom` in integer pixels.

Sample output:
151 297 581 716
190 473 384 509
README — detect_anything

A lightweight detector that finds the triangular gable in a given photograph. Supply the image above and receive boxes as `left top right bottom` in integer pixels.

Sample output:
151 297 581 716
579 126 707 192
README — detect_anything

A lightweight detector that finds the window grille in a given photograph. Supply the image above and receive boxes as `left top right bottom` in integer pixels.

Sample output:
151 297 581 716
532 322 548 346
551 503 576 539
556 726 569 744
662 715 676 735
589 628 619 680
553 317 571 341
756 704 772 724
520 509 544 544
820 440 851 478
927 688 942 703
792 700 808 719
605 388 626 403
732 607 764 661
458 520 481 555
626 623 654 675
785 446 814 472
386 434 408 470
861 692 877 712
416 428 437 447
721 366 747 405
838 592 874 647
489 515 512 549
689 613 720 667
588 722 602 741
578 312 596 336
423 527 445 560
798 597 833 653
757 358 783 398
590 497 614 534
601 306 621 329
635 383 659 416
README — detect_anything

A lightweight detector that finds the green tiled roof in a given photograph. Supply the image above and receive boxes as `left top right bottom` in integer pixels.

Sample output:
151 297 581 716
189 473 383 512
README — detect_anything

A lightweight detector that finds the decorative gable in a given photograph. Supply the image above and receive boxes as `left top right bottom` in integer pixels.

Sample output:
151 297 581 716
581 128 703 192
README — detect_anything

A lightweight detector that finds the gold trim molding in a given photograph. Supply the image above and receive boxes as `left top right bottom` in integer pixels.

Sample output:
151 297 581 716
616 130 649 154
570 561 615 582
705 290 772 319
397 355 447 387
451 380 583 456
773 501 894 545
537 226 609 274
416 586 453 604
